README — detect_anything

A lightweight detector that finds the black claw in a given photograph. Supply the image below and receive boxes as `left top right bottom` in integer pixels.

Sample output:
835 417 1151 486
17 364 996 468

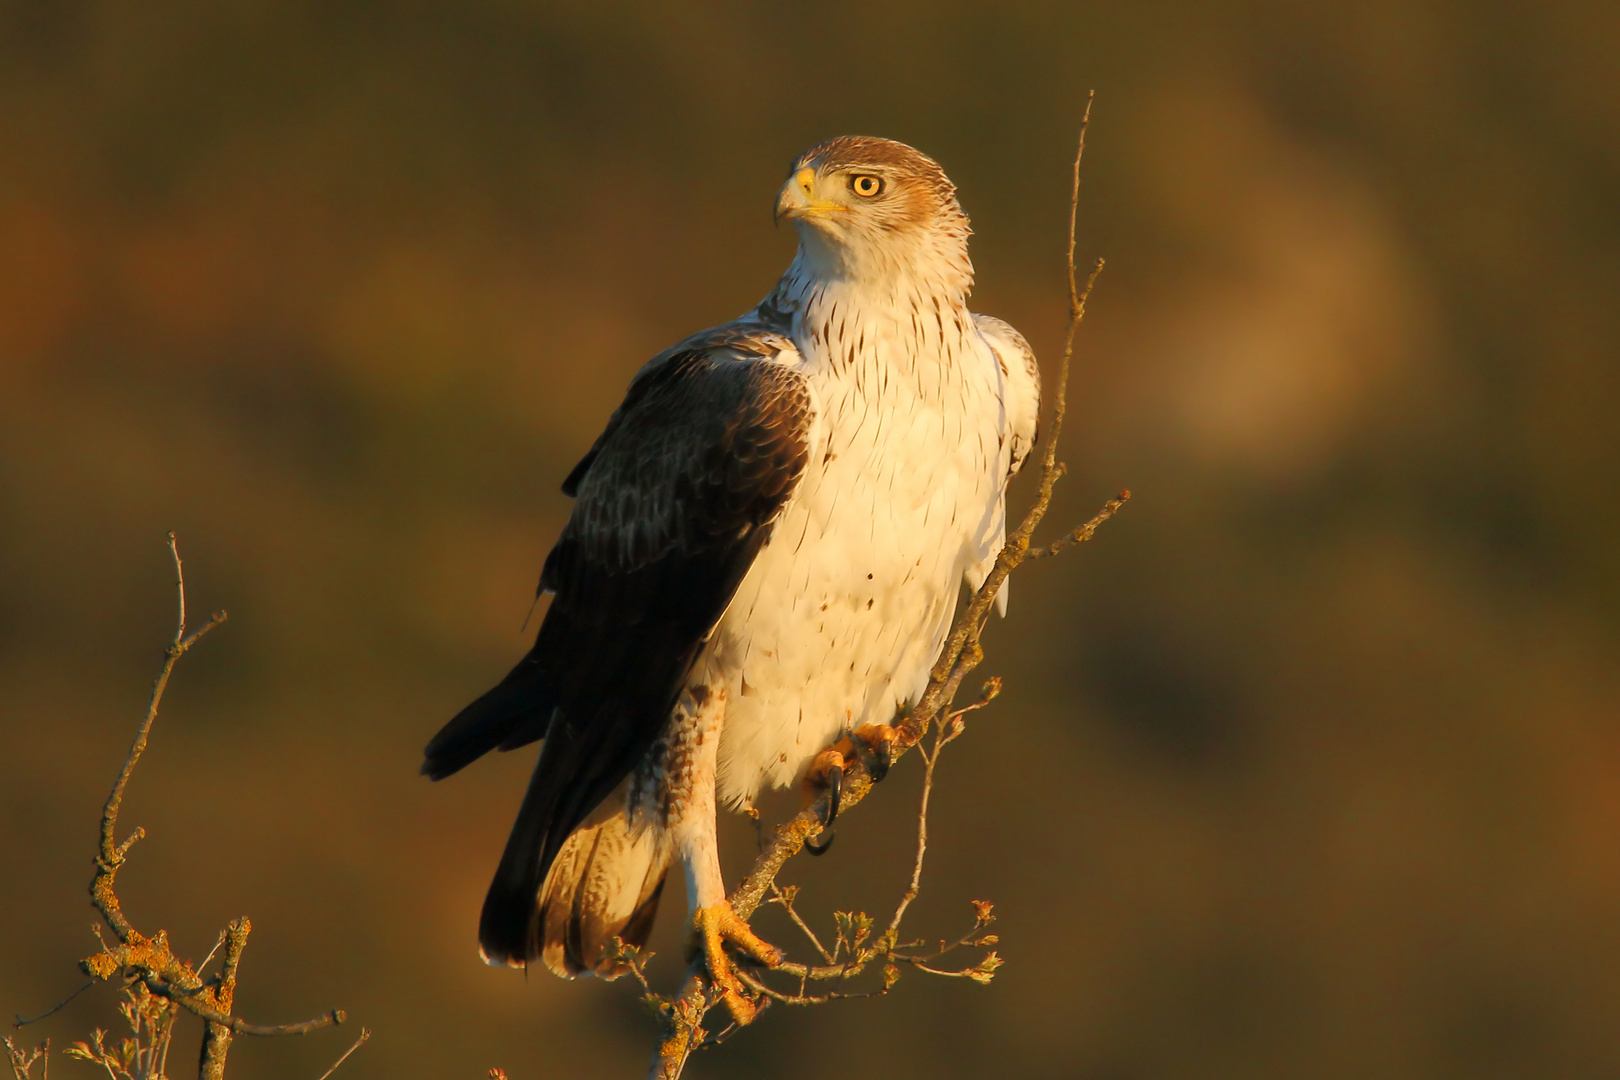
824 762 843 826
806 760 842 856
868 738 892 783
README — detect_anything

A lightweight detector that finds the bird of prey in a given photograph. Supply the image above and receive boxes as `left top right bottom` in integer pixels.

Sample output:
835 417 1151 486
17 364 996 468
423 136 1040 1023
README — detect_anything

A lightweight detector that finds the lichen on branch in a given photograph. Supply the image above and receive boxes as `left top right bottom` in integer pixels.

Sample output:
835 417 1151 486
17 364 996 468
62 534 358 1080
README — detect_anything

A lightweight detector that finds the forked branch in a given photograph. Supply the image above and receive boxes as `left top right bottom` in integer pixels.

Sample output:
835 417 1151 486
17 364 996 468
72 534 354 1080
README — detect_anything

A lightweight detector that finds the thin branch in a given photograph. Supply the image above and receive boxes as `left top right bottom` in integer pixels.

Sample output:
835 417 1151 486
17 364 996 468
896 908 996 967
4 1035 50 1080
74 535 351 1080
156 998 176 1080
731 968 884 1008
95 534 227 929
193 932 227 978
1027 489 1132 559
767 886 835 965
82 941 349 1036
13 982 93 1028
314 1028 371 1080
905 960 990 979
886 679 993 940
889 733 935 934
601 938 658 1000
190 1007 348 1039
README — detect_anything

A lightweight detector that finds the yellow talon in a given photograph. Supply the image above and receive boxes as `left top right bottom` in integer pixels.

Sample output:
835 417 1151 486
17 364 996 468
689 900 781 1025
801 722 899 810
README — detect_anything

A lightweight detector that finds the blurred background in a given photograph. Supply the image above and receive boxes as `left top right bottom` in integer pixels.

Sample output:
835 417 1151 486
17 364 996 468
2 2 1617 1077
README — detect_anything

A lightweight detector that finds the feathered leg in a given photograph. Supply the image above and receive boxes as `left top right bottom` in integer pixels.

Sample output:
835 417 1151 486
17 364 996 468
667 685 781 1023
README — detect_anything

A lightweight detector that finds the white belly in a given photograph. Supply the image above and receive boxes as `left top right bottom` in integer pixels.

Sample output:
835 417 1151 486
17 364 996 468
700 331 1010 805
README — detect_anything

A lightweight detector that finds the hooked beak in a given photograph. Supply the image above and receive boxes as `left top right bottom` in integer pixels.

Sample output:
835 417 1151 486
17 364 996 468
776 166 844 225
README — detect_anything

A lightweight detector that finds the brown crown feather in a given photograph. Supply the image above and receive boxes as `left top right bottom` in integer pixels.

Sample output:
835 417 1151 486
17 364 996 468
791 136 966 233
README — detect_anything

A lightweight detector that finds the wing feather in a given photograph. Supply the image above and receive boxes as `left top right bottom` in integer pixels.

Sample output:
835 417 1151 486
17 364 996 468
422 322 811 966
973 313 1041 478
970 313 1043 615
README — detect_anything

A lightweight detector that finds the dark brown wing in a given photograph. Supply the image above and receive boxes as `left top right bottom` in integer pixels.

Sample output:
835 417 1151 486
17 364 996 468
422 323 811 966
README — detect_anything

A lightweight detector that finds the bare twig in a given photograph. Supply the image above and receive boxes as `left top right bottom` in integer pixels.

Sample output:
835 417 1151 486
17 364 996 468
81 943 348 1036
74 535 351 1079
13 982 93 1029
192 933 227 979
731 967 883 1008
649 94 1125 1078
4 1035 50 1080
887 676 997 939
94 534 227 942
600 938 659 1002
63 984 176 1080
313 1028 370 1080
1027 488 1131 559
768 886 835 965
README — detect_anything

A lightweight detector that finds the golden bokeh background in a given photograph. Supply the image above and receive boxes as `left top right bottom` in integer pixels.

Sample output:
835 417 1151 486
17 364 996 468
3 2 1618 1077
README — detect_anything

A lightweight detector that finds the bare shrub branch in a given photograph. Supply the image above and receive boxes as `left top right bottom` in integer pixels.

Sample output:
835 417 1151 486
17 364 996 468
57 534 356 1079
13 981 93 1030
5 1035 50 1080
314 1028 371 1080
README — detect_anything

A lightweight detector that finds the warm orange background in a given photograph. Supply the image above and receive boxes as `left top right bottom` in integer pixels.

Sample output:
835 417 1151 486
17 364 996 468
3 3 1618 1078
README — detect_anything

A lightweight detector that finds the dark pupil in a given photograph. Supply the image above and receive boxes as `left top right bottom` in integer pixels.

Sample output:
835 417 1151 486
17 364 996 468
857 176 879 194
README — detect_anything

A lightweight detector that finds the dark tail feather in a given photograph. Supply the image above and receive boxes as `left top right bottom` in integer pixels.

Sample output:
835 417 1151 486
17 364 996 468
422 660 553 781
477 763 671 972
472 690 670 966
478 747 566 966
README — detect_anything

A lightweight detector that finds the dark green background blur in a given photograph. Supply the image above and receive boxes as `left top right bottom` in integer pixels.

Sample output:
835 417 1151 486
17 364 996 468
3 2 1617 1077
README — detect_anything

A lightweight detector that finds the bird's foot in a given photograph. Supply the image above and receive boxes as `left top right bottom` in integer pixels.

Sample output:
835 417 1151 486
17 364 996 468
801 723 899 854
689 900 782 1025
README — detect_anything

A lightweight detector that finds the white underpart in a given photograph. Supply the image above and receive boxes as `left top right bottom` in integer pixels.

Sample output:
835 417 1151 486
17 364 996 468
693 247 1035 805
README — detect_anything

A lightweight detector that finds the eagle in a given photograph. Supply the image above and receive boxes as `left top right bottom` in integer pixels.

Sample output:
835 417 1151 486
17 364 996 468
423 136 1041 1023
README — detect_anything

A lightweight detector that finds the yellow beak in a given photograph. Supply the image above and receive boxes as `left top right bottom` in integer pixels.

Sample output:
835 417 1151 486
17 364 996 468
776 167 845 223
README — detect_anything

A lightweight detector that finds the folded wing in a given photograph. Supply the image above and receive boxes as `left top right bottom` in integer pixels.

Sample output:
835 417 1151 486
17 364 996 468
422 323 812 966
969 313 1043 614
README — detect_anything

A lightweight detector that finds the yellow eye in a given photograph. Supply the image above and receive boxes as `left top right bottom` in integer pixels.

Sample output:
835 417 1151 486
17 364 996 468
850 174 884 197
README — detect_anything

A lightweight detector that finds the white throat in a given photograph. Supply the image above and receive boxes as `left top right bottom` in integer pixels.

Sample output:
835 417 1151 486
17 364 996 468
782 222 973 305
759 232 981 400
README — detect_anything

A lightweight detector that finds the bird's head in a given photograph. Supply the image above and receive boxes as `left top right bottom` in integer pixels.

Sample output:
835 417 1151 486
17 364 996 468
776 136 972 292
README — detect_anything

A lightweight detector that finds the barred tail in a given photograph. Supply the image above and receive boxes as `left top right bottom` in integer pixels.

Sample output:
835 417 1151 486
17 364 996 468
531 811 670 979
